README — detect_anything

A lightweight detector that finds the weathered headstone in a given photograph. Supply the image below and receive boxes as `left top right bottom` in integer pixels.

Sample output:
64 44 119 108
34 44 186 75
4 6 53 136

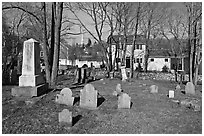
149 85 158 93
80 68 85 83
175 84 181 91
80 84 97 109
113 83 123 96
121 66 127 81
185 82 195 95
168 90 174 98
12 38 47 97
58 109 72 126
118 93 131 109
73 68 79 84
55 88 74 106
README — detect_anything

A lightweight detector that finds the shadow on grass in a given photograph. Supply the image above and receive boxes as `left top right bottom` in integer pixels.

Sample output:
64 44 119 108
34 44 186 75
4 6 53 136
72 115 82 126
73 97 80 105
130 102 133 108
97 96 105 107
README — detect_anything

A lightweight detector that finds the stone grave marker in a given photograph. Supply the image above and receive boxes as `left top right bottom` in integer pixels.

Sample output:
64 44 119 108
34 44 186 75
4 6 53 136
118 93 131 109
113 83 123 96
55 88 74 106
121 66 127 81
81 68 85 83
80 84 97 109
168 90 174 98
59 109 72 126
12 38 47 97
175 84 181 91
73 68 79 84
149 85 158 93
185 82 195 95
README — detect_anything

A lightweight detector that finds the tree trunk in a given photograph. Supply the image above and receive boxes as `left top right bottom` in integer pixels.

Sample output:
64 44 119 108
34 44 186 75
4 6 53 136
144 8 153 73
49 2 55 73
41 2 51 86
51 2 63 86
131 2 140 78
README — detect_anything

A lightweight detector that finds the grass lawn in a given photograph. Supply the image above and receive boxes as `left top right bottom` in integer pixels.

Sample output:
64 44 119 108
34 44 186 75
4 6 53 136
2 77 202 134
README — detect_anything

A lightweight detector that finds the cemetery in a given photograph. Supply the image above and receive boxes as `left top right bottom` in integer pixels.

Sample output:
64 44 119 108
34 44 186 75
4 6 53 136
2 38 202 133
2 2 202 134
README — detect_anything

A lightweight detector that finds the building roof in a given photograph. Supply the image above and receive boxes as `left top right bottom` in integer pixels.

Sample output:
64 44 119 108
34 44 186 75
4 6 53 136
149 49 189 58
109 35 146 45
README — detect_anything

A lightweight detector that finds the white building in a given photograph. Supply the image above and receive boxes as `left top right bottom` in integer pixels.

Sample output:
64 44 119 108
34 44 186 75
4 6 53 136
109 35 146 70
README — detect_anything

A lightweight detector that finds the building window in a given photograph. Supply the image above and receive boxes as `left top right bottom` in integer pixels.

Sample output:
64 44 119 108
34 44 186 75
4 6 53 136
136 58 140 63
140 45 142 50
150 58 154 62
140 58 142 63
40 51 44 57
136 44 142 50
165 58 168 62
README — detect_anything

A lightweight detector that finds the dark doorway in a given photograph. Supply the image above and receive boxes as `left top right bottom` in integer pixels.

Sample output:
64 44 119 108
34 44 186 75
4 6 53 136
126 57 130 68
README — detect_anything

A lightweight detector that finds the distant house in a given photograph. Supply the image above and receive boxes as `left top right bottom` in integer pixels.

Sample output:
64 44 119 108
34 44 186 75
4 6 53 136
109 35 146 70
59 43 102 69
109 35 198 73
148 49 189 72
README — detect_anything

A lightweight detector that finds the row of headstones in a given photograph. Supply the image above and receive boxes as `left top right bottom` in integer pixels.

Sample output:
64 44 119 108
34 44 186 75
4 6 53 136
149 82 196 97
56 84 97 126
57 83 131 125
73 68 89 84
149 82 200 111
56 84 97 108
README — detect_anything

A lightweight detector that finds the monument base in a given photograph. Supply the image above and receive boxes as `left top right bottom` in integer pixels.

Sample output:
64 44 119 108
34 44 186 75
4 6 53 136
11 83 48 97
19 75 44 86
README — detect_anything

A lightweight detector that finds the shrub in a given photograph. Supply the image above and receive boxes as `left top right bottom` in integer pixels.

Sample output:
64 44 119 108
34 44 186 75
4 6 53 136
162 65 169 73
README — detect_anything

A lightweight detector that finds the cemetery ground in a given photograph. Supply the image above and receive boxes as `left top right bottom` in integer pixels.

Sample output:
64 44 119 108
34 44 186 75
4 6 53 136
2 74 202 134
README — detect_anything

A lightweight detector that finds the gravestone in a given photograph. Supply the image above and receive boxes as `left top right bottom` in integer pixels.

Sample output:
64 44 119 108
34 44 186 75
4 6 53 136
81 68 84 83
113 83 123 96
185 82 195 95
55 88 74 106
118 93 131 109
175 84 181 91
73 68 79 84
149 85 158 93
58 109 72 126
12 39 48 97
121 66 127 81
168 90 174 98
80 84 97 109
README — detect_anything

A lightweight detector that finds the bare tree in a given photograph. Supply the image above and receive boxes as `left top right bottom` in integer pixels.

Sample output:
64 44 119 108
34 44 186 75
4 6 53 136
140 2 167 72
65 2 112 73
185 2 202 85
3 2 64 86
130 2 141 78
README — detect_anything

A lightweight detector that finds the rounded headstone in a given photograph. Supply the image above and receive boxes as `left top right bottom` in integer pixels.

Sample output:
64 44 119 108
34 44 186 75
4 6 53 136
185 82 195 95
150 85 158 93
175 84 181 91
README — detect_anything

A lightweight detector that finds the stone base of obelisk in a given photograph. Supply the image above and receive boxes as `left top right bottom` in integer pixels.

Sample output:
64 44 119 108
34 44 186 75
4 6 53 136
19 75 45 86
11 83 48 97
